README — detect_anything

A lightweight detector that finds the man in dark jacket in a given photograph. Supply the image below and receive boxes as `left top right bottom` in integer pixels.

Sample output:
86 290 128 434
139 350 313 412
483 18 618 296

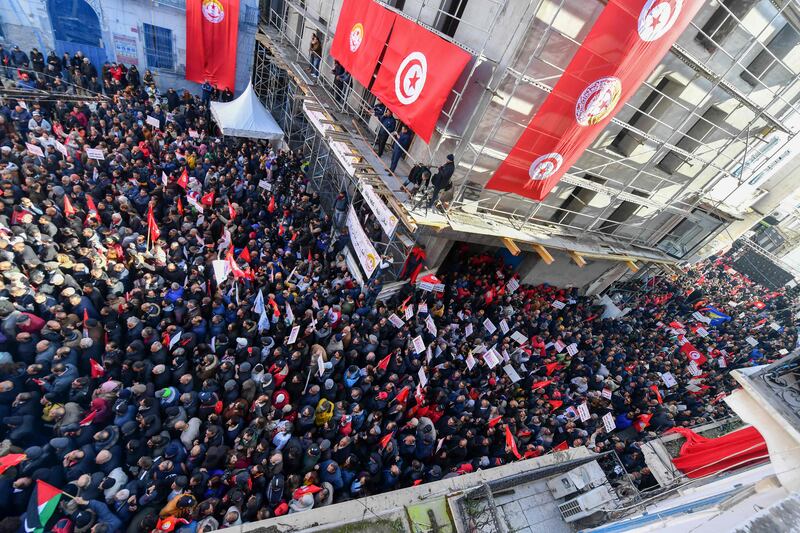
427 154 455 208
374 109 396 157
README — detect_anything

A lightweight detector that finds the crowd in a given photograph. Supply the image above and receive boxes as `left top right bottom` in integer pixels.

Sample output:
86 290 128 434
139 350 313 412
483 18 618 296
0 48 797 533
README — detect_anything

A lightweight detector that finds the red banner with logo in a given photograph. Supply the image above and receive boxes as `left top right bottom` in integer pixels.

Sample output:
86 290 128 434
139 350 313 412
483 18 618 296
330 0 396 88
186 0 240 91
680 341 708 365
372 15 471 143
486 0 703 201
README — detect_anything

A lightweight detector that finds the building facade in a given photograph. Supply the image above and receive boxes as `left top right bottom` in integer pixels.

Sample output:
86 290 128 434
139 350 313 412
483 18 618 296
258 0 800 290
0 0 260 93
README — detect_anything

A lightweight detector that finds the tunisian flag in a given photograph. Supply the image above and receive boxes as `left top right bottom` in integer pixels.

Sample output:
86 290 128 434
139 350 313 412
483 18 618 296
680 341 708 366
186 0 240 91
486 0 703 200
330 0 396 88
372 15 471 142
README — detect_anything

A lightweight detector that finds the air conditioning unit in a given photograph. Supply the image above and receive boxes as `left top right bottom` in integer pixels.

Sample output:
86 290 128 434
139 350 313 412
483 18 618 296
546 461 607 499
558 485 614 523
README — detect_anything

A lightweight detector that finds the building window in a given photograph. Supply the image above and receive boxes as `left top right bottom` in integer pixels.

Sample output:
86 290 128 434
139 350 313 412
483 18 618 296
143 23 174 70
435 0 469 38
597 190 649 234
657 106 728 174
610 77 684 157
695 0 758 53
741 23 799 86
551 174 606 226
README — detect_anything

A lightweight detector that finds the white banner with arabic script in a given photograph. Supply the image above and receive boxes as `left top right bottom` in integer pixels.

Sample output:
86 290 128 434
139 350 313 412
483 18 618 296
347 207 379 278
362 184 398 237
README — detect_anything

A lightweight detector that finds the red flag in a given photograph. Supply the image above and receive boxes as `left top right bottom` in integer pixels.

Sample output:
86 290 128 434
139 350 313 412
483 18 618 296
377 353 391 372
488 415 503 428
547 399 563 411
544 362 563 376
79 410 97 427
552 440 569 452
185 0 239 90
633 413 653 432
63 195 76 217
82 308 89 328
308 248 313 263
680 342 708 366
330 0 396 87
239 247 251 263
177 196 184 216
228 199 236 220
371 15 471 142
531 379 553 391
0 453 26 475
379 431 394 449
201 191 215 206
176 168 189 189
504 426 522 460
649 384 663 404
486 0 703 201
394 386 410 405
90 359 105 378
226 249 246 279
267 195 276 213
147 205 161 242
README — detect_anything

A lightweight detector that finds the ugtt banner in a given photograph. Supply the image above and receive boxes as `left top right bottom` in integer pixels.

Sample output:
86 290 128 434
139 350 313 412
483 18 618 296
186 0 240 91
486 0 703 201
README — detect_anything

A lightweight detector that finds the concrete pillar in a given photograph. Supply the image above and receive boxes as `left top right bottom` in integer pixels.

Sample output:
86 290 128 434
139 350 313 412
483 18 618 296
418 234 454 271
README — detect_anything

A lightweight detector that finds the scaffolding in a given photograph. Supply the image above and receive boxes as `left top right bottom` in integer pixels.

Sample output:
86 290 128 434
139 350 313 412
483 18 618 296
253 0 800 269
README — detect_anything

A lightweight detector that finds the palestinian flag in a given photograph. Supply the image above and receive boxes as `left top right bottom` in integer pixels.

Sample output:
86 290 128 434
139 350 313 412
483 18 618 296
25 480 62 533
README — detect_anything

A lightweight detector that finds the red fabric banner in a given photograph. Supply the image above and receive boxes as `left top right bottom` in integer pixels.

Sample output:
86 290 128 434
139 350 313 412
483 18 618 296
372 15 471 143
486 0 703 200
666 426 768 478
330 0 396 88
186 0 240 91
680 342 708 365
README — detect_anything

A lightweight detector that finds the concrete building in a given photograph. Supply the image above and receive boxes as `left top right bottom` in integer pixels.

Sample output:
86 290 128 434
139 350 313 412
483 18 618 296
0 0 260 92
254 0 800 291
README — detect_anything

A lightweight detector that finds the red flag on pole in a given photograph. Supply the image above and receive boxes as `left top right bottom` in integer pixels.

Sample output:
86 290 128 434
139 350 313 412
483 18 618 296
485 0 704 201
177 196 184 216
547 399 563 411
394 386 410 405
147 205 161 242
504 426 522 460
377 353 391 372
371 15 471 142
239 247 251 263
330 0 397 87
680 342 708 365
379 431 394 449
90 359 105 378
185 0 240 90
176 168 189 189
201 191 215 206
267 195 276 213
79 410 97 427
488 415 503 428
552 440 569 452
634 413 653 432
0 453 26 475
228 199 236 220
63 195 76 217
531 379 553 391
649 384 663 404
544 362 563 376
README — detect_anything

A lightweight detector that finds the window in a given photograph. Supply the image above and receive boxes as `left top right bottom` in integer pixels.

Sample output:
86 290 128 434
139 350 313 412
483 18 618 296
551 174 606 226
143 23 174 70
435 0 469 38
741 23 799 86
610 77 684 157
657 106 728 174
597 190 649 234
387 0 406 9
696 0 758 53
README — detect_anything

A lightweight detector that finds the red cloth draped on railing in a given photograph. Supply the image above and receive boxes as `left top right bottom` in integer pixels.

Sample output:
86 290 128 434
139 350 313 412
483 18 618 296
666 426 768 478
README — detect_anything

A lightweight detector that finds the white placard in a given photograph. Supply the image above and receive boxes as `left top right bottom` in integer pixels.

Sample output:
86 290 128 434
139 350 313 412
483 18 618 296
511 331 527 345
692 311 710 324
287 325 300 344
85 147 105 160
465 354 476 370
465 323 474 338
483 349 501 369
601 388 612 400
54 139 68 156
418 367 428 387
146 115 161 128
317 354 325 377
502 364 521 383
728 300 739 307
552 300 566 309
661 372 678 388
554 340 566 353
499 319 509 334
507 278 519 293
404 305 414 320
346 207 380 278
362 184 398 237
779 348 789 355
212 259 229 284
418 303 428 314
578 403 591 422
412 335 425 354
258 179 272 191
770 322 781 331
688 360 702 376
161 171 169 186
425 315 436 336
483 319 496 334
189 129 200 138
566 343 578 356
388 313 405 328
696 327 709 338
718 357 727 368
602 413 616 433
26 143 44 157
745 336 758 347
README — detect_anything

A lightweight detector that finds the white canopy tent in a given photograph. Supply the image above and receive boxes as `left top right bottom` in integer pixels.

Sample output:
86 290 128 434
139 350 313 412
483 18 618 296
210 82 285 142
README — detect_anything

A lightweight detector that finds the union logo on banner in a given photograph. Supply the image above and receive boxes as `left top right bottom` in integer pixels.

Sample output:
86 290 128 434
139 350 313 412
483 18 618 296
395 52 427 105
638 0 683 42
575 76 622 127
528 153 563 183
349 23 364 52
202 0 225 23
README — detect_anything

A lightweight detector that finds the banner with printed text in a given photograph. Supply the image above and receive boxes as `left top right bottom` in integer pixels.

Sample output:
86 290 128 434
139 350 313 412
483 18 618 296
347 207 380 278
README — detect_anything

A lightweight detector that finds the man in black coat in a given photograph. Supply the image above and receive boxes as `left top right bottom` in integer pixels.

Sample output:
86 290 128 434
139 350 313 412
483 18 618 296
427 154 455 208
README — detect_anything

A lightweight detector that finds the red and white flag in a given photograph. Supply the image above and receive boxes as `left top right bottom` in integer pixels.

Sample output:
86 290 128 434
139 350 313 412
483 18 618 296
680 341 708 366
147 204 161 242
176 168 189 189
185 0 240 90
330 0 396 87
63 195 76 217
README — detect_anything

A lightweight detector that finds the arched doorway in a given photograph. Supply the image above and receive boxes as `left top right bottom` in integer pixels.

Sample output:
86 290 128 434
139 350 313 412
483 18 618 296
47 0 107 69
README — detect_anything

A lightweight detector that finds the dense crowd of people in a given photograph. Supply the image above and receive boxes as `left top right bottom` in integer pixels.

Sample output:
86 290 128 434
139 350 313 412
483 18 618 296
0 48 797 533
